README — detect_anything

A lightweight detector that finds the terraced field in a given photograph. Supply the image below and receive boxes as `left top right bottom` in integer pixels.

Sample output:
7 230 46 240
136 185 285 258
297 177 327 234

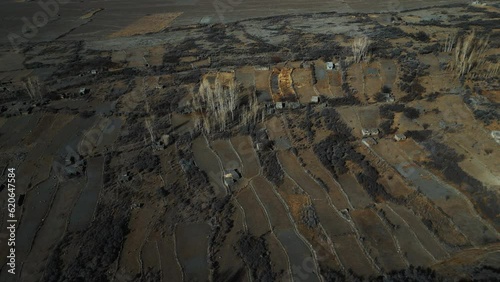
1 1 499 281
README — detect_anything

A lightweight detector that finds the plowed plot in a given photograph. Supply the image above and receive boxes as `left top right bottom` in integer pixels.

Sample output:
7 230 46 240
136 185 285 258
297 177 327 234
212 139 241 170
275 229 320 282
176 223 210 281
20 178 85 282
380 59 397 88
395 162 498 245
277 151 352 236
109 13 183 38
363 65 382 102
230 135 260 178
255 70 272 102
236 188 269 237
293 68 315 103
158 236 183 282
337 174 372 209
378 204 435 266
141 240 160 272
265 233 291 281
334 234 378 277
313 60 332 96
347 63 365 103
251 176 291 231
389 203 449 260
298 149 351 210
0 113 41 149
68 156 104 232
358 106 379 129
192 136 225 196
265 116 287 140
251 176 320 282
328 70 343 97
351 209 407 272
235 66 255 89
15 175 59 265
216 205 248 281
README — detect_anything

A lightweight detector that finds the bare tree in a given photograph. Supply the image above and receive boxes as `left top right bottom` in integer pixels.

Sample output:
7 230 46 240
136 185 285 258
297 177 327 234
22 76 43 100
193 72 239 133
352 36 371 63
443 32 457 52
450 30 489 77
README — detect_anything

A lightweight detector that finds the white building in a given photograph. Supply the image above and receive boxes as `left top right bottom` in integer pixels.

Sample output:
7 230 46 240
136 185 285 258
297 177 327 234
394 134 407 141
310 96 320 104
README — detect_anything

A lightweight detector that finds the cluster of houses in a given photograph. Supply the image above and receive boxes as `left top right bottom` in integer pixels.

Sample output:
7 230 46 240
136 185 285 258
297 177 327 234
361 127 406 148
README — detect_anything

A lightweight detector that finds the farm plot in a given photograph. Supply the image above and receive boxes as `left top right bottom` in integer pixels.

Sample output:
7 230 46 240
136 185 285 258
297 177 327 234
230 135 260 178
236 185 290 279
363 64 383 102
93 117 123 152
388 203 449 260
0 113 41 149
118 202 157 276
275 176 344 273
235 66 255 88
347 63 366 103
19 178 86 282
275 229 320 282
395 162 498 245
215 204 249 282
333 234 378 277
68 156 104 232
328 70 344 97
236 187 269 237
157 236 183 282
357 105 380 129
297 149 351 210
175 223 211 282
14 175 59 265
251 176 320 282
379 59 397 89
264 233 291 281
192 136 226 196
378 204 436 266
350 209 407 272
141 239 161 273
254 70 272 102
251 176 292 231
277 150 352 236
292 67 316 103
313 60 333 96
211 139 241 171
337 173 373 209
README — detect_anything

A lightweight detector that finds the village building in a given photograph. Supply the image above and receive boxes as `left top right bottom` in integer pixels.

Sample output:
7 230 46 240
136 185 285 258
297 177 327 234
394 134 407 141
224 169 242 187
310 96 320 104
361 128 379 137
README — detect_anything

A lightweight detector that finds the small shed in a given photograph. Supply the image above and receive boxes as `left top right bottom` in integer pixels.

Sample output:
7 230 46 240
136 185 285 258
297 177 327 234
394 134 407 141
224 169 242 187
79 88 89 95
256 142 264 151
276 102 285 110
310 96 320 104
326 62 334 70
